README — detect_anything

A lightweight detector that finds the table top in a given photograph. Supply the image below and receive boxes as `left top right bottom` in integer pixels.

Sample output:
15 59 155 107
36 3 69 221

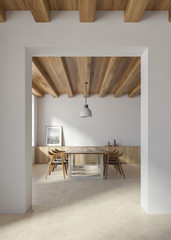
65 147 107 154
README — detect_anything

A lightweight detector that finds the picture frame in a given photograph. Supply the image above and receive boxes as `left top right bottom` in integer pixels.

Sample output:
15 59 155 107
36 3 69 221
45 126 62 146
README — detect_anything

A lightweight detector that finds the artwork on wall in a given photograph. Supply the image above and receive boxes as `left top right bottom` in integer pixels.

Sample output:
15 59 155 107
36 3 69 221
45 126 62 146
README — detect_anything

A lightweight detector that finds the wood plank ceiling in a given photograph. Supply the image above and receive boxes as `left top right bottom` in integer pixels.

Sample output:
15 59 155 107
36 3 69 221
32 57 141 98
0 0 171 22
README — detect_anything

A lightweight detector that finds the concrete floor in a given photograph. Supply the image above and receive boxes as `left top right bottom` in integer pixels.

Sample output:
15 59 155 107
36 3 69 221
0 164 171 240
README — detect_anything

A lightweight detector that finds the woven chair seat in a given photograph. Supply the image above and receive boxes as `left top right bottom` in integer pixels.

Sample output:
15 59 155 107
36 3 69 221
104 160 118 164
54 157 68 161
50 160 68 165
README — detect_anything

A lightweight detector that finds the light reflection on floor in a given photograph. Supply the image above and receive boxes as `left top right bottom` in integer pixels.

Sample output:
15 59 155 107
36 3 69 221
0 164 171 240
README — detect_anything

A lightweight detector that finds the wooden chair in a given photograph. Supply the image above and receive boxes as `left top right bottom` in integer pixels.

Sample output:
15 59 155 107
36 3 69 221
103 149 118 176
45 151 68 179
104 151 125 179
53 149 68 167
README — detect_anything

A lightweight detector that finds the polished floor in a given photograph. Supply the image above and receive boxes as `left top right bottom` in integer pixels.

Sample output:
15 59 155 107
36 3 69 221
0 164 171 240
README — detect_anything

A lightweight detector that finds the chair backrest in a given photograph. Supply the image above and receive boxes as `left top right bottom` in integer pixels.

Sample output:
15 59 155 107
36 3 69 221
52 149 57 153
116 151 123 157
48 150 68 162
107 151 123 161
53 149 65 157
48 151 64 158
48 151 54 156
107 150 119 155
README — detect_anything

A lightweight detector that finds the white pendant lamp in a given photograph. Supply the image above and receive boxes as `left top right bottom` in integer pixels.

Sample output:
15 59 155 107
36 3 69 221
80 82 92 118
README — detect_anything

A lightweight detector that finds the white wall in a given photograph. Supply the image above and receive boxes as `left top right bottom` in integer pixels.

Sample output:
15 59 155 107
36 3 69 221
0 11 171 214
141 49 149 210
32 147 35 165
32 95 38 165
37 94 140 146
33 95 38 147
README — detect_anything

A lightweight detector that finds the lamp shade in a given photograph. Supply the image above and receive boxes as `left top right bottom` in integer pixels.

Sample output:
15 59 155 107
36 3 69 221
80 104 92 118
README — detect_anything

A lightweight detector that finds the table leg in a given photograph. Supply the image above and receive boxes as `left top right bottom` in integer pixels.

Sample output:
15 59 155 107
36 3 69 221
100 154 104 179
68 154 71 179
96 154 99 166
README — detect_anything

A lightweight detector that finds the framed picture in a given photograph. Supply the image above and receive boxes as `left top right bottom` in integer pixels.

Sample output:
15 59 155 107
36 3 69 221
45 126 62 146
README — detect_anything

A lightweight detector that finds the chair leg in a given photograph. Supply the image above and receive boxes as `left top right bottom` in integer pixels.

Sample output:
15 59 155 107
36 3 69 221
105 162 109 179
52 165 55 171
49 165 53 175
117 164 122 175
120 164 125 179
62 165 65 179
117 159 125 179
65 164 67 175
115 165 119 172
61 160 65 179
45 163 51 179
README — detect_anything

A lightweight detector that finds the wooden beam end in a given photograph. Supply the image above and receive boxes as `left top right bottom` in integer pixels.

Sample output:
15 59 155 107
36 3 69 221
169 10 171 22
129 82 141 98
32 84 44 98
68 95 74 98
0 5 6 22
124 0 148 23
52 94 59 98
114 93 119 98
98 94 105 98
78 0 96 23
29 0 50 22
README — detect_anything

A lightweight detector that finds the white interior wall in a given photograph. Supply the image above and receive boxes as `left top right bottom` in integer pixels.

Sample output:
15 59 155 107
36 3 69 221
37 94 140 146
0 11 171 214
32 95 38 165
34 95 38 147
32 148 35 165
141 49 148 210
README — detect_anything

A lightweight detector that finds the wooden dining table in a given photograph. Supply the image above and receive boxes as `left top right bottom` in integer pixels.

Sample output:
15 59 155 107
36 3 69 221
65 147 108 179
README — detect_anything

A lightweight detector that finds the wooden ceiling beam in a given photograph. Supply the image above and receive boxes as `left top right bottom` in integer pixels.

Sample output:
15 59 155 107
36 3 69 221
125 0 148 22
28 0 50 22
114 58 141 98
99 57 116 98
129 82 141 98
32 57 58 98
32 83 44 98
78 0 96 22
0 4 6 22
48 57 73 97
77 57 92 97
58 57 74 98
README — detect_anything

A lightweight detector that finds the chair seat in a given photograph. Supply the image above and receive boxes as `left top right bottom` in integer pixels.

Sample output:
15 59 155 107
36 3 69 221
55 157 68 161
50 160 68 165
104 160 119 164
109 157 117 160
108 162 119 165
